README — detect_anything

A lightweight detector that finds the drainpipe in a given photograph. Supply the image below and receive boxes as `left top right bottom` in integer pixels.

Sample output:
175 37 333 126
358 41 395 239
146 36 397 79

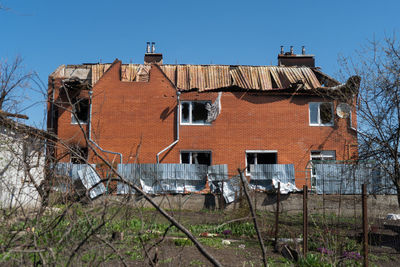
88 90 123 164
156 90 181 163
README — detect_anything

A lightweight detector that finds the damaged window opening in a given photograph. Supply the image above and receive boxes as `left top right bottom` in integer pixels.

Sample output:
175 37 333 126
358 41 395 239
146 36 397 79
246 151 277 174
70 146 88 164
181 101 211 125
180 151 211 166
309 102 333 126
310 150 336 179
71 98 89 124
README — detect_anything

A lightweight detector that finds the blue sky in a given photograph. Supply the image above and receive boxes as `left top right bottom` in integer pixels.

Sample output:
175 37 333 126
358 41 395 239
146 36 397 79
1 0 399 128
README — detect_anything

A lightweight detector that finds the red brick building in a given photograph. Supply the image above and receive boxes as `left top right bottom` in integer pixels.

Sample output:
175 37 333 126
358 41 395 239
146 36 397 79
48 46 358 187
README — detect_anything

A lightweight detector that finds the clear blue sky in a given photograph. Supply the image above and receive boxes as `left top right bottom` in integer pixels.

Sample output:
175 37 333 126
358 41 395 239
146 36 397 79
1 0 399 128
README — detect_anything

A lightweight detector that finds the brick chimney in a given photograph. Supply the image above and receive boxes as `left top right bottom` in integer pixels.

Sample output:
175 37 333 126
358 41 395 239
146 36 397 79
144 42 163 64
278 46 315 67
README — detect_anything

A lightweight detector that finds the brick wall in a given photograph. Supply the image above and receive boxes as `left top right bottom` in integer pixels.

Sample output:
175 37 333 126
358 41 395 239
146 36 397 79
51 61 358 187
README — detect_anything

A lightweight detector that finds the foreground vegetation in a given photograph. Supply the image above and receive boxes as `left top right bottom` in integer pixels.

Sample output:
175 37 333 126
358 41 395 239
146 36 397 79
0 197 397 266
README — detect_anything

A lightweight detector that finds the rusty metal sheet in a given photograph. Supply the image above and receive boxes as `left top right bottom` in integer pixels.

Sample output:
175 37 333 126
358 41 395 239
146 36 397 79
160 65 177 85
89 63 322 92
92 64 111 85
121 64 139 82
257 67 272 90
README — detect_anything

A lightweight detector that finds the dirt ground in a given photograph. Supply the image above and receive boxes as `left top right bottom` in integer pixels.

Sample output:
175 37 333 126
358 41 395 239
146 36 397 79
102 210 400 266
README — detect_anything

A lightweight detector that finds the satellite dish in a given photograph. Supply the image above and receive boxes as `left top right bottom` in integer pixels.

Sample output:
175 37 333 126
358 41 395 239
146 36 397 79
336 103 351 119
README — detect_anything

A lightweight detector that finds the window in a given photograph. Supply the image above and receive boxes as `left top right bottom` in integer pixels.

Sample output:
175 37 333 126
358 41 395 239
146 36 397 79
245 151 277 173
310 150 336 162
180 151 211 165
71 146 88 164
309 102 333 126
310 150 336 182
181 101 211 125
71 98 89 124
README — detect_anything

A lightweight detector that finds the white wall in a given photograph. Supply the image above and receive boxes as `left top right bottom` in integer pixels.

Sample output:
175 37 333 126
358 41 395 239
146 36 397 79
0 125 45 209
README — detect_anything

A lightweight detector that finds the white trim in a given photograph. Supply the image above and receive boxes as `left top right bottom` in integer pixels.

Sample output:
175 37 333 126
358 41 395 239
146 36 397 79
309 102 334 127
180 101 211 125
71 112 88 125
180 150 212 165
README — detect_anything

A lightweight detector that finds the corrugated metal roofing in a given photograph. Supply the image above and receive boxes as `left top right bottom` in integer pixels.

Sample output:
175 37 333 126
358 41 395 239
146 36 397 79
160 65 321 91
56 63 323 91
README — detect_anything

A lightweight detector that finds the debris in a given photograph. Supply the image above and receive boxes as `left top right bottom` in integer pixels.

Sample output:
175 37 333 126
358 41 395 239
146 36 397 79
279 244 299 262
238 244 246 249
386 214 400 220
199 232 219 237
222 240 231 245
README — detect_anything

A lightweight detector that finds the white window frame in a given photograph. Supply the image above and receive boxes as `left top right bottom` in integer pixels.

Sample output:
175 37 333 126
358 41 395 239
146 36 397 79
180 150 212 165
310 150 336 161
310 150 336 187
245 150 278 175
309 102 334 126
71 113 88 124
180 101 211 125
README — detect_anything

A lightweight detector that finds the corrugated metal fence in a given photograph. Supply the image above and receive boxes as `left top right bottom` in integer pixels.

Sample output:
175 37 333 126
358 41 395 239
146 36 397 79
53 163 397 199
117 163 209 194
314 164 396 194
250 164 295 191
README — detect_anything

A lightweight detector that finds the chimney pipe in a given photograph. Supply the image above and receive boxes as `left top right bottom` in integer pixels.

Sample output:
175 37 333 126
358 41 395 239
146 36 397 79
146 42 151 53
290 46 293 55
302 46 305 55
280 46 284 55
151 42 155 53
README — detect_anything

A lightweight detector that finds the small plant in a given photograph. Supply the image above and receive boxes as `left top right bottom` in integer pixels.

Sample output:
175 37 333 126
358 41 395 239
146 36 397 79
174 238 193 247
297 253 331 267
222 229 232 236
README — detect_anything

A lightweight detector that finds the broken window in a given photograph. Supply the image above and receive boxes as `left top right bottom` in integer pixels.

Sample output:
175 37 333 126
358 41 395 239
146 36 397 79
181 101 211 125
180 151 211 165
246 151 277 173
71 146 88 164
309 102 333 126
71 98 89 124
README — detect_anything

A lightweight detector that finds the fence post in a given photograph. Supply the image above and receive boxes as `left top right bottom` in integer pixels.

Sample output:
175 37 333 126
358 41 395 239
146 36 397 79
275 182 280 245
362 184 368 267
303 185 308 257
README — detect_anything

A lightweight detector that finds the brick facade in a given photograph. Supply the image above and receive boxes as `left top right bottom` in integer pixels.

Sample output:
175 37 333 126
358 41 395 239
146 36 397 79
49 60 358 187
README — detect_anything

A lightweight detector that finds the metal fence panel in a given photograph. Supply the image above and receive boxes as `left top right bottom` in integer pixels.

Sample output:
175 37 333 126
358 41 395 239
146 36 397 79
315 164 396 194
117 163 208 194
54 163 105 198
207 164 228 193
249 164 295 191
77 166 106 198
222 175 241 203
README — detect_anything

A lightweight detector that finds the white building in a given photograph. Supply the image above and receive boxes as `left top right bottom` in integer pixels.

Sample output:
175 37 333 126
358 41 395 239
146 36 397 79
0 115 47 209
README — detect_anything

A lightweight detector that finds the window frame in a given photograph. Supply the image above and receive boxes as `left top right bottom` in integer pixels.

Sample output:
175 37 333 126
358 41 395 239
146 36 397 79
308 102 334 126
245 150 278 175
180 150 212 165
180 101 212 125
310 150 336 187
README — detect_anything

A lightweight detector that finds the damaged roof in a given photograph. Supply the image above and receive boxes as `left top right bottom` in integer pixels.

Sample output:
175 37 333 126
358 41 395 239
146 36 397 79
50 62 340 92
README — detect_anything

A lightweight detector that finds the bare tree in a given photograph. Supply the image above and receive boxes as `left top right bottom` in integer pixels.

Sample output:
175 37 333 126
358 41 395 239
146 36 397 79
341 34 400 207
0 56 32 114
